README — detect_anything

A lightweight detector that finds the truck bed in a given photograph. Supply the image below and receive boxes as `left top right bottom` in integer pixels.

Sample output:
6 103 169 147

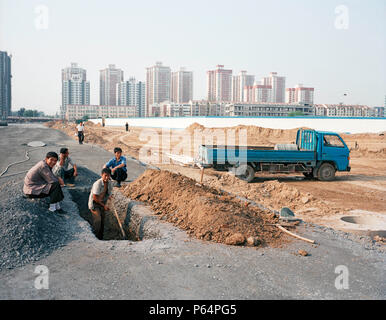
199 145 315 165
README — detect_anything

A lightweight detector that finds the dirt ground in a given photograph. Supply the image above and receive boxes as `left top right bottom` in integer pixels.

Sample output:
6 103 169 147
46 121 386 231
123 169 286 247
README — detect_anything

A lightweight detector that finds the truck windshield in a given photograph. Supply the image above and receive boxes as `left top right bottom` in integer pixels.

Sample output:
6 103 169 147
323 135 344 148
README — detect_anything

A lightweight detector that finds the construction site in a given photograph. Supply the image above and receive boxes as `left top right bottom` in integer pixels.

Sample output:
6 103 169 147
0 121 384 300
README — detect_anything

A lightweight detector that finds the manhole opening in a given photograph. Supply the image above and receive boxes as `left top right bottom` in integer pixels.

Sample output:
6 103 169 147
340 216 382 226
69 188 140 241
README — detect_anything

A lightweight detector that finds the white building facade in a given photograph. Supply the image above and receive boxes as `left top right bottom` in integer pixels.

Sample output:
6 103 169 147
66 104 136 121
286 84 314 104
146 62 171 117
232 71 255 102
262 72 286 103
61 63 90 119
100 64 124 106
171 68 193 103
117 78 146 117
207 65 233 102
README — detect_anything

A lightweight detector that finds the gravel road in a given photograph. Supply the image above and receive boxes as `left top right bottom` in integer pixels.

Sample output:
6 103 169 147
0 124 384 299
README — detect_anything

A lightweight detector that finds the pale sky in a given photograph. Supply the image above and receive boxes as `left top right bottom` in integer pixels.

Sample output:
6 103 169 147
0 0 385 115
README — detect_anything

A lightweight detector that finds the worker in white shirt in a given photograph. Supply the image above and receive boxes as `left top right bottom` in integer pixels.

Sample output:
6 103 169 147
76 121 85 144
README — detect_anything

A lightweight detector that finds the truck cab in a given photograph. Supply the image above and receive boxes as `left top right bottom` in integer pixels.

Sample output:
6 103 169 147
313 131 351 180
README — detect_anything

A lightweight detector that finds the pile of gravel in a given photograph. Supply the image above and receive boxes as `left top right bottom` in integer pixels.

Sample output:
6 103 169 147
0 180 84 271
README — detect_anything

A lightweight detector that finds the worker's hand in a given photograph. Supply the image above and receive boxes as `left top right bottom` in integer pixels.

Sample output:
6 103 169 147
111 168 116 173
73 171 78 177
104 205 110 211
59 177 65 187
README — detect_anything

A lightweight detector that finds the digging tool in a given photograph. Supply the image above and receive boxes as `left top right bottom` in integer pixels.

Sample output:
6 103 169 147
275 224 315 244
111 201 126 239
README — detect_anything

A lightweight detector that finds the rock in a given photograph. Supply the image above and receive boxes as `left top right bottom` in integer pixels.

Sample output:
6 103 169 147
280 207 295 218
225 233 245 245
298 250 309 256
301 197 309 204
246 236 261 246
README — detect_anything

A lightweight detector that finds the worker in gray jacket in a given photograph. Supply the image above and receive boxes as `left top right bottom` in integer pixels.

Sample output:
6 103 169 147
23 151 65 213
88 168 114 239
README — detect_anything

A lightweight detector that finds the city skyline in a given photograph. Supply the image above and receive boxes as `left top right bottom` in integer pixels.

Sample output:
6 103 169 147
0 0 385 114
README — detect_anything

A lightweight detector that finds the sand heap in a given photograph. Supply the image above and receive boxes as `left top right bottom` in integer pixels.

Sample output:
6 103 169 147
46 121 108 145
185 123 312 147
123 169 285 247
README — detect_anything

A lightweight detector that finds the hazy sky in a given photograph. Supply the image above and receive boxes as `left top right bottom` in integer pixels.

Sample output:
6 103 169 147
0 0 385 115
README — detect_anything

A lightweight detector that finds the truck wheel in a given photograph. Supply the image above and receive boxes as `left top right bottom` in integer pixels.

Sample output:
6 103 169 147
318 163 336 181
236 165 255 183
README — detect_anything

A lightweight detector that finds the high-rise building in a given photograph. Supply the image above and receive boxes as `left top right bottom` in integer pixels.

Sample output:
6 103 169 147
244 85 272 103
0 51 12 119
117 77 146 117
286 84 314 104
61 63 90 118
232 71 255 102
100 64 124 106
146 62 171 117
207 65 233 102
171 68 193 103
262 72 286 103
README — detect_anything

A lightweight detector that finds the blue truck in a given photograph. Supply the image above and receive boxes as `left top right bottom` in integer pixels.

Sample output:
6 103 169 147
198 129 351 182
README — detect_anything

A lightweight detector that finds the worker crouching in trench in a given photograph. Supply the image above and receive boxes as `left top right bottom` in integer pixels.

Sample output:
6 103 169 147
88 168 114 239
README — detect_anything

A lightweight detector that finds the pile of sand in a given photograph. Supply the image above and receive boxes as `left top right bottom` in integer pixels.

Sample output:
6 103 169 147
185 123 312 147
123 170 285 247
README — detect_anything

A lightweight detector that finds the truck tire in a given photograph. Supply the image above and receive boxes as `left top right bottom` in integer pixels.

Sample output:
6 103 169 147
236 165 255 183
317 163 336 181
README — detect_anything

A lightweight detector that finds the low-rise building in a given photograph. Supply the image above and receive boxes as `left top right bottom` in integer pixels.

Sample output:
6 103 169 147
152 100 226 117
314 104 375 117
225 102 313 117
65 104 136 121
374 106 385 117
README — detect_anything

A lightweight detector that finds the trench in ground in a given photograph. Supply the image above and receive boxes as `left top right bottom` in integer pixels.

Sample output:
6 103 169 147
69 187 142 241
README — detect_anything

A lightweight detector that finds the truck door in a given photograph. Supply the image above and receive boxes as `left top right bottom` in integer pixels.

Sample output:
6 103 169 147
320 134 349 170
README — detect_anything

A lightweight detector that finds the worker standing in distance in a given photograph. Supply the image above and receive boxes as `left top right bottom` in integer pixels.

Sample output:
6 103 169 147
104 147 127 188
125 122 129 132
23 151 65 213
88 168 114 239
76 121 85 144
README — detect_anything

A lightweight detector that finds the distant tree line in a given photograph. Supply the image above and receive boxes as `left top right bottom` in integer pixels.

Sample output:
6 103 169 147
12 108 48 117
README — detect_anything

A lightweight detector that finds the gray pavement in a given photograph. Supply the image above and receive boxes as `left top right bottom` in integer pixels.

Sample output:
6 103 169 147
0 124 385 300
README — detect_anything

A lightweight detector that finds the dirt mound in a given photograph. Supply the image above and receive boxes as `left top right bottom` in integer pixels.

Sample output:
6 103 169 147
84 121 96 127
351 147 386 158
186 122 206 133
185 123 312 146
123 170 286 247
